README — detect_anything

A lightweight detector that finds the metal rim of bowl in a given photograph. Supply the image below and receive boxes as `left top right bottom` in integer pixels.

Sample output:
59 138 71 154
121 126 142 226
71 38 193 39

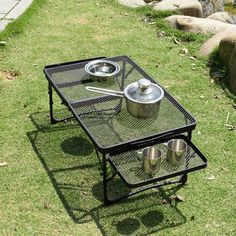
85 59 120 77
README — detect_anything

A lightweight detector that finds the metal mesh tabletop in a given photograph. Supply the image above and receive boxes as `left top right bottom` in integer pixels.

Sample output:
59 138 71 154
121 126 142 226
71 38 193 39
108 135 207 187
44 56 196 153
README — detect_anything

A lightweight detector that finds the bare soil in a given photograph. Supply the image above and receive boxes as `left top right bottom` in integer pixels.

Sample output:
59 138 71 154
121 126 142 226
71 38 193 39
0 70 18 81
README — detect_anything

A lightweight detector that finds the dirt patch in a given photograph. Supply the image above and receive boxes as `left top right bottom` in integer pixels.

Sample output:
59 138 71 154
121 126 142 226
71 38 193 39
0 70 18 81
66 14 92 25
70 17 90 25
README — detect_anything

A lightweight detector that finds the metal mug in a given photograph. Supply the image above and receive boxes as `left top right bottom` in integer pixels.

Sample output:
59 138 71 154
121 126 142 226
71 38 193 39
142 146 162 175
166 139 187 166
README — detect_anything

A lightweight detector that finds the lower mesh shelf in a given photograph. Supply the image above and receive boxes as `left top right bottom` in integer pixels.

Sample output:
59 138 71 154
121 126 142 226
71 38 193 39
108 135 207 188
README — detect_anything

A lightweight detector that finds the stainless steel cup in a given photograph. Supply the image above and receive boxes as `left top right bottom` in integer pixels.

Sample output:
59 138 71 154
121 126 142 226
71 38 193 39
142 147 162 175
166 139 187 166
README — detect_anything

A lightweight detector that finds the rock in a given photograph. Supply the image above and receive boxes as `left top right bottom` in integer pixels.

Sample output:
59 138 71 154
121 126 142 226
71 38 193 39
198 0 224 17
218 35 236 93
228 46 236 93
207 12 234 24
165 15 236 34
219 35 236 93
152 0 203 17
165 15 179 28
199 30 235 57
118 0 146 7
232 15 236 24
219 34 236 65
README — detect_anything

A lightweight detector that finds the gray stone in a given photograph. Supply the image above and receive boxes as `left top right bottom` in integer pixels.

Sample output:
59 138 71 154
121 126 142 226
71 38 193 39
198 0 224 17
165 15 236 34
219 34 236 67
218 35 236 94
0 0 17 14
5 0 33 19
152 0 203 17
207 12 234 24
118 0 146 8
228 45 236 94
232 15 236 24
199 30 235 57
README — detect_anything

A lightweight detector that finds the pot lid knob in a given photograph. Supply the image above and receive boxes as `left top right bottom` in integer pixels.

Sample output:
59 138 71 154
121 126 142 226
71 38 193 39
138 79 151 90
138 79 153 95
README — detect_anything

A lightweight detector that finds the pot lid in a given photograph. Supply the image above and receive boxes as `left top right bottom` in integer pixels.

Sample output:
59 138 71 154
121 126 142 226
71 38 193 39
124 79 164 104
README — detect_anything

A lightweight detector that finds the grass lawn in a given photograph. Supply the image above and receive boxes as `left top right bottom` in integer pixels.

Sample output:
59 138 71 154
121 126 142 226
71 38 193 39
1 0 236 235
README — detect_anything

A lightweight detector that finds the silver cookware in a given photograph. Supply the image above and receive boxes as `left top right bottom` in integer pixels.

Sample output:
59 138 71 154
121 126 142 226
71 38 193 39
166 139 187 166
86 78 164 118
85 59 120 83
142 146 162 175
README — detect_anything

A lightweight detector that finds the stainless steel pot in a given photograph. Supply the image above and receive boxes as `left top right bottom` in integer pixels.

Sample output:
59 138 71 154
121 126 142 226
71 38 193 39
86 79 164 118
85 59 120 84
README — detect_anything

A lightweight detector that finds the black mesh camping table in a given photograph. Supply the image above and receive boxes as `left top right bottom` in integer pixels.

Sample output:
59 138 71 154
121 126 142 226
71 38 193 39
44 55 207 204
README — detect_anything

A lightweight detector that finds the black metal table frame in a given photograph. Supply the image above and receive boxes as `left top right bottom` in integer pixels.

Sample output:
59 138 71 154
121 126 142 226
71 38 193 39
45 56 206 204
48 88 190 204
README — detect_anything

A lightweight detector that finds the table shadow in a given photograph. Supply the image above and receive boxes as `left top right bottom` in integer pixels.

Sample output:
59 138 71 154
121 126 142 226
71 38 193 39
27 111 186 236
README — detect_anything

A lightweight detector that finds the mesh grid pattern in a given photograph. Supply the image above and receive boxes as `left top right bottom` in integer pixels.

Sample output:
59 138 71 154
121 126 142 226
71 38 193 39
109 138 207 187
45 56 196 150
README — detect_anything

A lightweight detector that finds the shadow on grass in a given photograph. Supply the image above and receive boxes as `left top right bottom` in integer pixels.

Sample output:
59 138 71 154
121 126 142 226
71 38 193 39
208 50 236 102
27 111 186 235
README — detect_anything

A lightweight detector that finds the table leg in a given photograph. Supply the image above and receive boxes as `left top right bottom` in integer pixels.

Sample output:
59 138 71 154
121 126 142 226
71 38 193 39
178 131 192 185
48 82 74 124
95 137 193 205
102 153 110 204
103 177 184 205
48 82 56 124
187 131 192 140
179 173 188 185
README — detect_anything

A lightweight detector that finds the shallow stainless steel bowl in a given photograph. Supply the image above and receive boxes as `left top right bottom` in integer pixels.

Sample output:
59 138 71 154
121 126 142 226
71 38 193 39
85 59 120 83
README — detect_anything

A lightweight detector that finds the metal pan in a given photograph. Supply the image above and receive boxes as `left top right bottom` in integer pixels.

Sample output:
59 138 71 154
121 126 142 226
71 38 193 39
86 79 164 118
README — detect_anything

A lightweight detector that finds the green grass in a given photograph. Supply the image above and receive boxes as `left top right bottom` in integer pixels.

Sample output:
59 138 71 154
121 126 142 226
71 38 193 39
225 4 236 15
1 0 236 235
